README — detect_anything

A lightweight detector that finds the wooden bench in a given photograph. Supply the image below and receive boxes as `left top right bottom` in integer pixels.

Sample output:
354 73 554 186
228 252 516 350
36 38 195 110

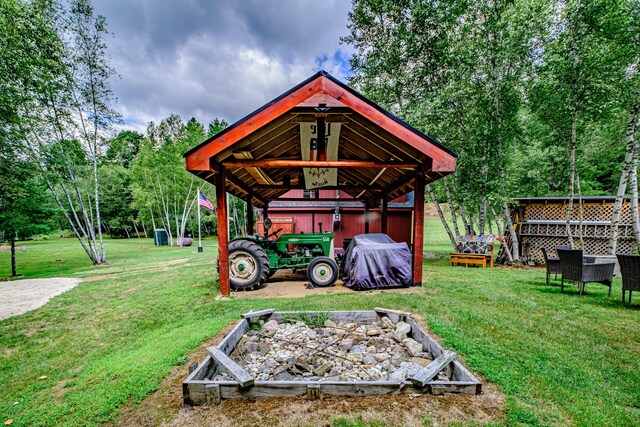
449 238 495 268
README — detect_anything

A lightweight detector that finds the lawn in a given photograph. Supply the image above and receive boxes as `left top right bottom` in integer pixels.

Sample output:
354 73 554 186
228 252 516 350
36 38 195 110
1 223 639 426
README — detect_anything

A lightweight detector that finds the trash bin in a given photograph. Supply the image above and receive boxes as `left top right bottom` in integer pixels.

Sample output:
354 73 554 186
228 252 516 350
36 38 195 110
153 229 168 246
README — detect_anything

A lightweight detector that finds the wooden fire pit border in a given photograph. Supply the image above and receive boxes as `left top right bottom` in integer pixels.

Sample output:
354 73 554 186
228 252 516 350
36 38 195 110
183 308 482 405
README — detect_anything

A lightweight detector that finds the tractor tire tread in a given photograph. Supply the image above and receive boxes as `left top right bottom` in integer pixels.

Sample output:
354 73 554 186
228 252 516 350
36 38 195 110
228 239 270 291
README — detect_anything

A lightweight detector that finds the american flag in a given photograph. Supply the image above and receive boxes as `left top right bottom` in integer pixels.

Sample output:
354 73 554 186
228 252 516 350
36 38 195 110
199 193 214 211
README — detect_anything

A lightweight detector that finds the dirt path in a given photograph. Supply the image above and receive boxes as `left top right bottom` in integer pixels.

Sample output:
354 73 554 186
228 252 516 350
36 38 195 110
0 278 81 320
230 270 424 299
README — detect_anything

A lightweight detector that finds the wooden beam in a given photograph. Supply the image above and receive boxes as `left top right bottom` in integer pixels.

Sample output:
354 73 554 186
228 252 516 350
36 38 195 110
412 171 425 286
218 165 269 206
216 167 230 296
241 308 275 321
409 350 457 387
290 114 348 123
247 197 254 235
254 184 372 191
268 197 364 203
364 205 370 234
207 347 255 389
381 195 388 234
222 160 418 169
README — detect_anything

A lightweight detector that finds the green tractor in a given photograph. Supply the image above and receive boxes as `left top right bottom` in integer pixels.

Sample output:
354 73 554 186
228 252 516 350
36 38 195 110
227 218 339 291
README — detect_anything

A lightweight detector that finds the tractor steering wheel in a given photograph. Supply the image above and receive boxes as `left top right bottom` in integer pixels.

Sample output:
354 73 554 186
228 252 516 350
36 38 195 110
267 228 284 239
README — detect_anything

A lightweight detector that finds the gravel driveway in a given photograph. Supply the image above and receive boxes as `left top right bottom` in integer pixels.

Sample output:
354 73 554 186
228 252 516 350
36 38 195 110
0 278 81 320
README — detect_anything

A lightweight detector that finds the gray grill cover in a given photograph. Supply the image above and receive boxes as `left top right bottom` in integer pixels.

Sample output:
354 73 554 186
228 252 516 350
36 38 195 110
341 233 413 290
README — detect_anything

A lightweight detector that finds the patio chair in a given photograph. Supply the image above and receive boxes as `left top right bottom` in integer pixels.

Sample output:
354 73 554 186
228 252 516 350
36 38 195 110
616 254 640 306
557 249 614 296
541 247 561 286
556 244 596 263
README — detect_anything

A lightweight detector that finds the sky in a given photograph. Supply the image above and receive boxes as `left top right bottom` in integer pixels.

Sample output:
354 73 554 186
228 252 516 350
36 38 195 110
92 0 354 134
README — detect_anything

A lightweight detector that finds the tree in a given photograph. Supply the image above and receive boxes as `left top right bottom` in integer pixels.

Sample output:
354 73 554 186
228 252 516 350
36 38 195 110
208 119 229 138
0 156 54 276
10 0 119 265
104 130 142 167
132 116 209 246
344 0 533 261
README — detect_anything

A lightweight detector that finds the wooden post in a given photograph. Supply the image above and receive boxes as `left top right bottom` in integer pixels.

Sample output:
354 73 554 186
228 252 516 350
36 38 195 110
364 205 370 234
263 205 269 237
205 383 221 405
247 197 254 236
381 196 388 234
413 172 425 286
307 384 321 400
216 168 230 296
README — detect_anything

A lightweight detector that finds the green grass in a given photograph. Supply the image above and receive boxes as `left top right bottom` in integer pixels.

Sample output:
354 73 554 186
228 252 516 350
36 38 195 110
1 225 639 426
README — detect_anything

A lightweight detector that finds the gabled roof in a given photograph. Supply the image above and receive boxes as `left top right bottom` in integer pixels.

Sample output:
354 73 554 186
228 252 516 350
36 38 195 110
185 70 457 207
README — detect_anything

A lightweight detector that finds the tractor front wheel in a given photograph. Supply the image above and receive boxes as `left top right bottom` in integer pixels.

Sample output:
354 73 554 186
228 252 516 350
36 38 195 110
228 239 270 291
307 257 338 287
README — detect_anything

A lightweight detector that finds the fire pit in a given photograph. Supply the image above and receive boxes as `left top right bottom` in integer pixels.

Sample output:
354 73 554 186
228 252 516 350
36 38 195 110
183 308 481 405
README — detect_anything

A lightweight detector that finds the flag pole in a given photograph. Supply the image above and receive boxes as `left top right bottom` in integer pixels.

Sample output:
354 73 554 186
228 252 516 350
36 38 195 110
197 187 203 253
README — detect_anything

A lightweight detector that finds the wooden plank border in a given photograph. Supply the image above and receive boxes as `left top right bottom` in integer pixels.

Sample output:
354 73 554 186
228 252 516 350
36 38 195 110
241 309 276 323
184 309 482 404
269 310 379 323
409 350 457 387
207 347 255 389
218 319 249 355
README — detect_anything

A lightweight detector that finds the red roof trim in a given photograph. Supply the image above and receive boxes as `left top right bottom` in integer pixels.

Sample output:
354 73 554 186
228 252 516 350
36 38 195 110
185 71 457 173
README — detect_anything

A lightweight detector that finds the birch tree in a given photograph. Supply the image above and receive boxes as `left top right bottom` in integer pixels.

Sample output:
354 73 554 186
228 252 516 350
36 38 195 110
4 0 118 264
132 116 211 246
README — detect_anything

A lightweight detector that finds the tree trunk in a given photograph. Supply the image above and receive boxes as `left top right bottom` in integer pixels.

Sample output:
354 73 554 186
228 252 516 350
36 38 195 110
459 202 471 235
443 178 461 237
10 234 17 277
566 119 577 248
610 104 638 254
630 134 640 252
576 172 585 249
479 145 489 235
427 184 457 251
141 221 148 238
94 156 106 261
133 222 140 238
503 202 520 261
492 205 513 262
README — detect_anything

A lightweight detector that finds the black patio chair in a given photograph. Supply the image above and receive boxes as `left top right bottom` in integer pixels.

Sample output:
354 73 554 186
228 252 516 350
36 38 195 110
557 248 614 296
556 244 596 263
616 254 640 306
541 247 561 286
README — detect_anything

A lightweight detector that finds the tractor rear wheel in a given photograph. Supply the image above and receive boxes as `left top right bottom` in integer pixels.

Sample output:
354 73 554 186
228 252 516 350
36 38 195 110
228 239 270 291
307 257 339 287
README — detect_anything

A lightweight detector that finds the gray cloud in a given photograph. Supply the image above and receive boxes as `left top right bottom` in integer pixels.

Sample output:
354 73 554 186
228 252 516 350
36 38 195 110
93 0 353 133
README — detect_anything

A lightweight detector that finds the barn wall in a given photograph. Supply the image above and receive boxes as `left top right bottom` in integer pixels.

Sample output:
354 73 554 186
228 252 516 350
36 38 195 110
259 209 412 248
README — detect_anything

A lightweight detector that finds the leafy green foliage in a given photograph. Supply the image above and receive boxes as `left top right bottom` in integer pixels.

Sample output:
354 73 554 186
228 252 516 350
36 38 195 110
0 155 56 275
104 131 142 167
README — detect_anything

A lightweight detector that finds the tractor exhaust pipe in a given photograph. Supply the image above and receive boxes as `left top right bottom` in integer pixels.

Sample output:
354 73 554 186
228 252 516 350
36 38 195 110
318 222 323 233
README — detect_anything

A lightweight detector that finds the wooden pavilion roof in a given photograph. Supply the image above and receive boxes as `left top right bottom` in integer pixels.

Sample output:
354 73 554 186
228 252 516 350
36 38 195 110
184 71 457 208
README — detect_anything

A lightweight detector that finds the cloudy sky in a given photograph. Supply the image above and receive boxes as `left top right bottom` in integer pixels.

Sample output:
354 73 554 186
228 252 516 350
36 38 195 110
92 0 354 133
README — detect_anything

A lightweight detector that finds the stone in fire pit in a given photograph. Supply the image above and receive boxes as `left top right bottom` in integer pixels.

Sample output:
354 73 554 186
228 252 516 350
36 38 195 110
219 317 449 383
183 308 481 405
